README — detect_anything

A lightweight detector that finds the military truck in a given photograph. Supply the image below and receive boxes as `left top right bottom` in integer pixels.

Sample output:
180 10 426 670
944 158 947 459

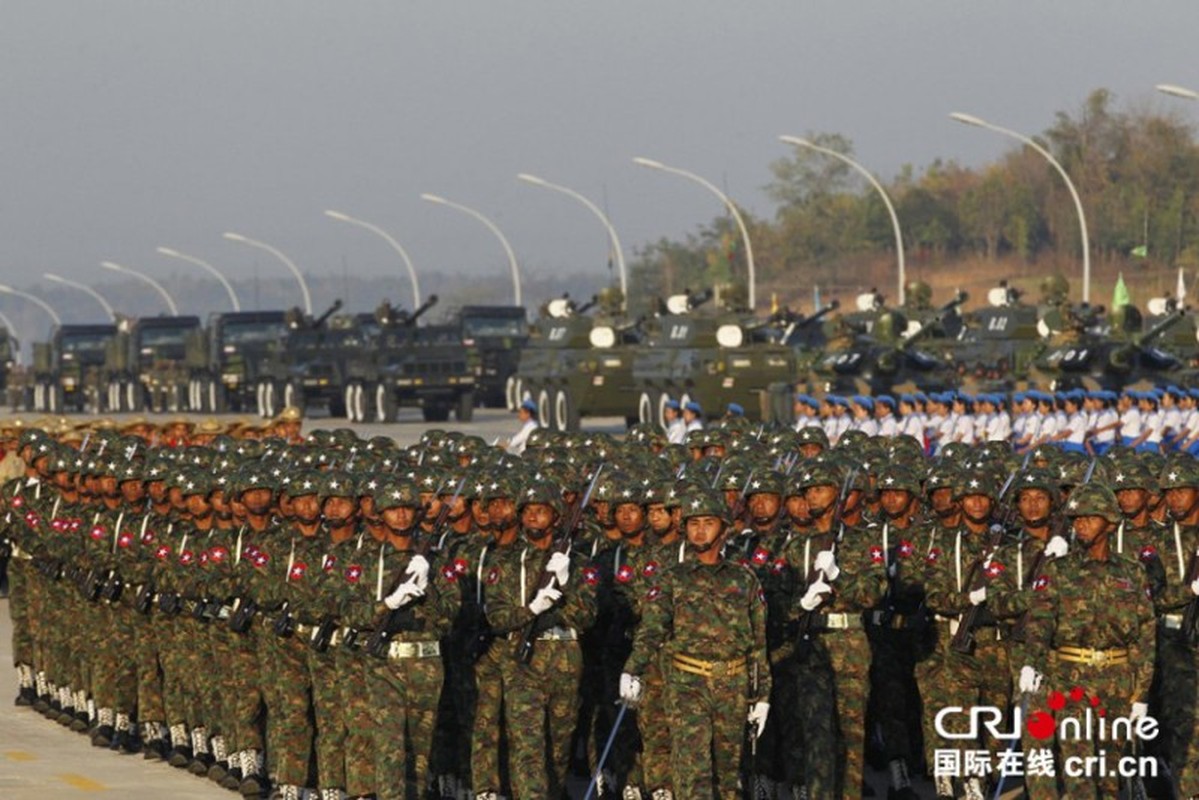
254 300 348 418
456 304 529 408
27 324 111 413
632 289 810 426
101 315 202 412
184 310 290 413
341 295 478 424
514 289 641 431
812 291 967 395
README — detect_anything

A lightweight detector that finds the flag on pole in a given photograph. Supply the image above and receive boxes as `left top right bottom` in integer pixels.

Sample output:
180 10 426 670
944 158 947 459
1178 268 1187 304
1130 245 1148 258
1112 272 1131 308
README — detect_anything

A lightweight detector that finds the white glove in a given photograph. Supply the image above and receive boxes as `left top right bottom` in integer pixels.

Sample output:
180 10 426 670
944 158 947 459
404 555 430 589
1130 702 1148 721
384 580 424 610
747 701 770 739
813 550 840 581
546 551 571 585
1191 578 1199 597
1044 536 1069 559
528 585 562 615
1018 665 1042 694
969 587 987 606
619 672 642 705
799 578 831 611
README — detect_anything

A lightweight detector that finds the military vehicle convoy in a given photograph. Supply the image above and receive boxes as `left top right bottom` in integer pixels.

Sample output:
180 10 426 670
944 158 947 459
950 282 1045 391
98 315 202 413
254 300 349 419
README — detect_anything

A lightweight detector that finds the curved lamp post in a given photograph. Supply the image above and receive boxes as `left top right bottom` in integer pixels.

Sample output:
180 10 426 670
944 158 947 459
633 156 757 311
517 173 627 310
421 194 521 306
779 135 907 306
100 261 180 315
222 232 312 315
0 311 23 365
949 112 1092 303
324 210 421 307
0 284 63 328
43 273 117 320
156 247 241 311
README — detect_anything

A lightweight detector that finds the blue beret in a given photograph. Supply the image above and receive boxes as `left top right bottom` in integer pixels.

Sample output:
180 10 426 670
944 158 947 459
726 403 744 416
520 399 537 413
664 398 681 411
684 401 703 414
876 395 896 409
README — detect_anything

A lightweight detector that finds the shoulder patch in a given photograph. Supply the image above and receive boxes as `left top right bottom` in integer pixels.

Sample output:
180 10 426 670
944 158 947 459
869 545 885 564
344 564 363 584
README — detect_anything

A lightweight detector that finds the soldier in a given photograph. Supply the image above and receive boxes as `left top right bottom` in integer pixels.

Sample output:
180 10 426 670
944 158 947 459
485 479 596 798
620 489 770 799
1021 483 1155 798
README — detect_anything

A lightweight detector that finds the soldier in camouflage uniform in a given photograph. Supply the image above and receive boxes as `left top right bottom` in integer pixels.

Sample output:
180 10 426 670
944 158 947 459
1022 483 1156 799
621 487 771 800
485 479 597 799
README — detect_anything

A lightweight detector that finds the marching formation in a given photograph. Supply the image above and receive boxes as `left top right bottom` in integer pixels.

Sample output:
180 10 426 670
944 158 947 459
2 412 1198 800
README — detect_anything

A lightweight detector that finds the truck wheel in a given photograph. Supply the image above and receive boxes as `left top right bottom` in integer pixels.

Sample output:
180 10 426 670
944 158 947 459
375 383 397 423
263 381 278 418
657 391 673 428
32 382 43 412
554 389 570 431
208 380 227 414
537 388 552 429
455 391 475 423
505 376 519 411
126 380 144 413
47 384 60 413
255 381 267 418
638 391 654 425
343 384 358 422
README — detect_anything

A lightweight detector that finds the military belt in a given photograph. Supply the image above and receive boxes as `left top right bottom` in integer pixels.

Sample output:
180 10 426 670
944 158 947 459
294 623 314 637
1055 646 1129 666
217 605 233 620
387 640 440 660
672 653 747 678
1161 614 1184 630
329 628 360 649
820 612 863 631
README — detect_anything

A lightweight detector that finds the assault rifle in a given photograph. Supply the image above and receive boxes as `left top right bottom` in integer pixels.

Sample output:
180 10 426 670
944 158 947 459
793 468 858 640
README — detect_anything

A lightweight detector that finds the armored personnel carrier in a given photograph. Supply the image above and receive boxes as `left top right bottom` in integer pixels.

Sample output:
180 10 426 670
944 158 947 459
514 288 640 431
103 315 202 412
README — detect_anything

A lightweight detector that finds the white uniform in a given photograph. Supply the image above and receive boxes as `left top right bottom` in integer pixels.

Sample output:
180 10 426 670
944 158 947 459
507 419 539 455
667 418 687 445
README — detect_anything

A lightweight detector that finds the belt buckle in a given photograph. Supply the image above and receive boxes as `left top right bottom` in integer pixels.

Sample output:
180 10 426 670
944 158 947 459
1091 649 1106 664
708 659 728 678
827 613 847 630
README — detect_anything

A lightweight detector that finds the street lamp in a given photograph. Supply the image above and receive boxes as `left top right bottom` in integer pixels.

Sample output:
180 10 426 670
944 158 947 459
633 156 757 311
43 273 117 320
1157 84 1199 101
324 210 421 307
949 112 1092 303
222 232 312 315
421 194 522 306
517 173 627 310
779 135 908 307
100 261 180 315
156 247 242 311
0 284 63 327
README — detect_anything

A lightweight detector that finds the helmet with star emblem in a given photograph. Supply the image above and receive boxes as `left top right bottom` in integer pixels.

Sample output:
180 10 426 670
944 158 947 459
518 480 564 516
1109 462 1154 492
479 477 517 503
680 489 729 522
1015 468 1060 504
953 470 996 500
793 463 843 492
796 426 829 449
1064 483 1121 523
374 478 421 511
282 470 324 499
747 471 784 498
316 471 356 501
877 465 921 496
1159 460 1199 490
178 468 215 497
923 463 961 497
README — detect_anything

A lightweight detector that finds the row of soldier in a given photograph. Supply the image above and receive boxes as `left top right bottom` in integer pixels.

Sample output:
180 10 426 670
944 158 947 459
2 415 1195 800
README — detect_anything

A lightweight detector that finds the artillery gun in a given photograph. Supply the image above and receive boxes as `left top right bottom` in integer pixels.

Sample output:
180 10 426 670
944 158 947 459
255 300 345 418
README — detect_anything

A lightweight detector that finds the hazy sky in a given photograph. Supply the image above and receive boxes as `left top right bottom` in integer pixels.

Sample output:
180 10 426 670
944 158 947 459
3 1 1198 309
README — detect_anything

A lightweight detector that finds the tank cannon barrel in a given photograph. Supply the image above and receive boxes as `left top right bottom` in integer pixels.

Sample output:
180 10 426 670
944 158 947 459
897 291 967 349
405 293 439 326
687 288 713 311
798 299 841 328
1133 308 1186 347
574 295 599 316
311 299 344 329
